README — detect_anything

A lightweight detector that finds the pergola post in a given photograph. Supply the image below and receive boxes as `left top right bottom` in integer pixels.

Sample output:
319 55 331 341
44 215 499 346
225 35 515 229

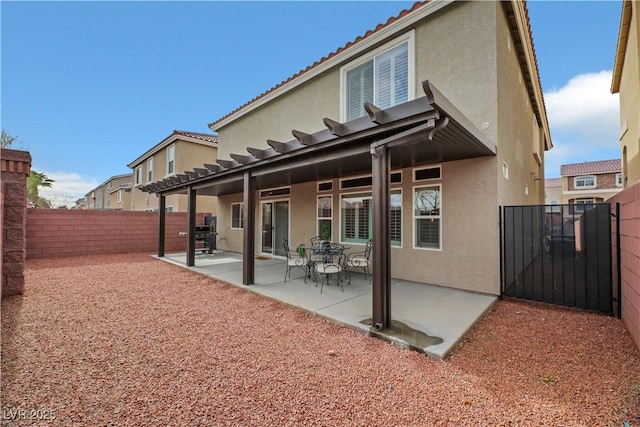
158 194 166 257
371 145 391 329
186 186 197 267
243 171 255 285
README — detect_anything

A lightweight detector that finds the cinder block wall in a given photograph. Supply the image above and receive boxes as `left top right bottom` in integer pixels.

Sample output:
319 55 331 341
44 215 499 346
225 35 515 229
26 210 209 259
1 149 31 297
610 181 640 351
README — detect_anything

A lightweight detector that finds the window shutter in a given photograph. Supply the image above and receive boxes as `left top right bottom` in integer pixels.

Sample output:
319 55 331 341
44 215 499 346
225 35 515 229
375 42 408 109
346 61 373 121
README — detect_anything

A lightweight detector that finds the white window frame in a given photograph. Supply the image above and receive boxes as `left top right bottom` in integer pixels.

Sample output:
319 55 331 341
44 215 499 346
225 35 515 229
339 30 415 122
135 167 142 186
317 195 333 241
574 175 596 189
574 198 595 213
147 157 153 183
413 184 442 251
117 189 122 203
616 173 622 187
339 190 402 247
231 203 243 229
166 144 175 176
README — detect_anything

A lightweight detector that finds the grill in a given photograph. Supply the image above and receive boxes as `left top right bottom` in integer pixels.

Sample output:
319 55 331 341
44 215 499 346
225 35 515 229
194 225 216 254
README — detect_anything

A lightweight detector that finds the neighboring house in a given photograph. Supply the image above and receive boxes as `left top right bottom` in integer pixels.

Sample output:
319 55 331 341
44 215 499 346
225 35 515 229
560 159 622 210
544 178 562 205
85 173 132 209
141 1 552 302
73 198 87 209
612 0 640 187
108 184 132 211
127 130 219 213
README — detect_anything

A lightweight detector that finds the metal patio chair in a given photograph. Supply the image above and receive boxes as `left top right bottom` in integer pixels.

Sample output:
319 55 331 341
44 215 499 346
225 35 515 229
314 243 345 293
345 239 372 284
283 239 308 283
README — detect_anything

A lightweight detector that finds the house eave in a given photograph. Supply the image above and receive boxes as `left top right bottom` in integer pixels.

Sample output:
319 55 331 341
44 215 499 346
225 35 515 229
611 0 632 94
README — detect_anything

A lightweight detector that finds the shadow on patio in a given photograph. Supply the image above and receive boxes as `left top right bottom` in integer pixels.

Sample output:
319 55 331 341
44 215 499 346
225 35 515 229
158 251 497 359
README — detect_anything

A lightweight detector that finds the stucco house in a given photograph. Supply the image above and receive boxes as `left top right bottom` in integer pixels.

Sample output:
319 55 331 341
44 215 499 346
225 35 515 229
612 0 640 187
127 130 219 213
559 159 622 210
141 0 552 327
544 177 562 205
85 173 132 209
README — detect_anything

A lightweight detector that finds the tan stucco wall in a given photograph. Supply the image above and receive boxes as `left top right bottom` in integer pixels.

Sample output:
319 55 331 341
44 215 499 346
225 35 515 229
130 140 218 213
108 189 132 210
211 2 546 296
619 1 640 186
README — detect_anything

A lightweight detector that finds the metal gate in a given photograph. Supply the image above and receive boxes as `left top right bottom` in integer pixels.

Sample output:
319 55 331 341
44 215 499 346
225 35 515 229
500 204 613 314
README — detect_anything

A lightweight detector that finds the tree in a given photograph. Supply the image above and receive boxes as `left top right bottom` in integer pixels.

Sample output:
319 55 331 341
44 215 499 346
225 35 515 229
1 129 17 148
27 171 54 207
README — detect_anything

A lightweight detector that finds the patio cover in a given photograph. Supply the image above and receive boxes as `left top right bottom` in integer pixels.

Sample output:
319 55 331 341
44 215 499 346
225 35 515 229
141 80 497 329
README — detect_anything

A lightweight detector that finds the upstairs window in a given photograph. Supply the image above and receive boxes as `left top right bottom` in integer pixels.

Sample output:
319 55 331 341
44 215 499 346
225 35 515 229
167 144 175 175
341 32 414 121
147 157 153 183
574 175 596 189
135 167 142 186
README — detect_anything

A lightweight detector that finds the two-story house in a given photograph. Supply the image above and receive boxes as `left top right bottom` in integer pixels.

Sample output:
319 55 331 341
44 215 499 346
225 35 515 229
612 0 640 187
85 173 132 209
141 1 552 304
127 130 219 213
560 159 622 210
108 183 133 211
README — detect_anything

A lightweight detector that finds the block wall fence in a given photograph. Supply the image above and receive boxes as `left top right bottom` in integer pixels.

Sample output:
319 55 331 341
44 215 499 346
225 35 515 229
610 180 640 351
26 209 209 259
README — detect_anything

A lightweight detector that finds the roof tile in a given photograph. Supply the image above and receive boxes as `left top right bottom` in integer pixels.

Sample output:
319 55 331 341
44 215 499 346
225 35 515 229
560 159 621 176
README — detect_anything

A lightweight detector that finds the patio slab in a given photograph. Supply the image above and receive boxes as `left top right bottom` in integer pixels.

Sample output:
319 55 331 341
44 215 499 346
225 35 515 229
159 251 497 358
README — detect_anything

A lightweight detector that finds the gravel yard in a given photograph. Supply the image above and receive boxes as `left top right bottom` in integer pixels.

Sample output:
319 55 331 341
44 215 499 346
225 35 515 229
2 253 640 426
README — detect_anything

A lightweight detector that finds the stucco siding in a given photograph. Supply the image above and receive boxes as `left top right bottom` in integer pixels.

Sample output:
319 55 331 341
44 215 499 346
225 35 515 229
619 2 640 186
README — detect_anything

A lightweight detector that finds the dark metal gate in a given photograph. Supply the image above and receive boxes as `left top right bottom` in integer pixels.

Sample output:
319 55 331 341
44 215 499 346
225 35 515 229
500 204 613 314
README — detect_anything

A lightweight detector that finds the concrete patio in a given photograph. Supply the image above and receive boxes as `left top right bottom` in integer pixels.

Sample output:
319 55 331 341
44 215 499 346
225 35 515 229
158 251 497 359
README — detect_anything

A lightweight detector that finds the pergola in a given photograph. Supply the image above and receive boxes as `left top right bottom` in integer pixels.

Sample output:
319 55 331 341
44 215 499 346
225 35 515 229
141 80 496 330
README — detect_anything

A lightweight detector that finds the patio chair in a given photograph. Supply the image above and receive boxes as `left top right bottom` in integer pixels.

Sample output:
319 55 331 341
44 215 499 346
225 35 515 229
345 239 372 284
283 239 308 283
315 244 345 293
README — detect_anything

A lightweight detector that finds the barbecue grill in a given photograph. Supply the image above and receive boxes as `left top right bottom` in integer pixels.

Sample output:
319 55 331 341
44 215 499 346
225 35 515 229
194 225 216 254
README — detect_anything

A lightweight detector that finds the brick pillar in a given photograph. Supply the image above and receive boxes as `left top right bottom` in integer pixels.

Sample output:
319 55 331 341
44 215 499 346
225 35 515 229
1 148 32 298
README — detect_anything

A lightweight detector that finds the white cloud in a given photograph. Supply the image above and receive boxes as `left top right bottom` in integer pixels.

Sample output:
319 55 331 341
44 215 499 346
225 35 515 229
544 71 621 177
35 171 99 207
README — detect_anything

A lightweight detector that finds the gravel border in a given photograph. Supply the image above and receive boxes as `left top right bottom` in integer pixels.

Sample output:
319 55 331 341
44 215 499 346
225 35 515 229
2 253 639 426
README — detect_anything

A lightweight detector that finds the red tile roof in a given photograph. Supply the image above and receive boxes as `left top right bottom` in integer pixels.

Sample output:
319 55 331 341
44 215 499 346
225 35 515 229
545 178 562 187
173 130 218 144
560 159 621 176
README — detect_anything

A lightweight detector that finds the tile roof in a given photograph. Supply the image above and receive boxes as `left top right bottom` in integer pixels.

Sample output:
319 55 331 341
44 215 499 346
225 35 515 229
560 159 621 176
545 178 562 187
173 130 218 143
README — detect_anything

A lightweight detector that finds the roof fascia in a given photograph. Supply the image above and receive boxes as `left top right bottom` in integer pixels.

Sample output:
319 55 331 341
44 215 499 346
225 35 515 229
127 134 218 169
209 0 454 131
507 0 553 151
611 1 632 93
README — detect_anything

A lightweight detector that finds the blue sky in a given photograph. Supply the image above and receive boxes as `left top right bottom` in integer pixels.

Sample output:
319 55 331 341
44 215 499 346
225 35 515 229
1 1 624 205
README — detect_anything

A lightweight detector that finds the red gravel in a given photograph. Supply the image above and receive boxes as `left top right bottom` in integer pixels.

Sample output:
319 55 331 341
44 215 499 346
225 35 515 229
2 253 639 426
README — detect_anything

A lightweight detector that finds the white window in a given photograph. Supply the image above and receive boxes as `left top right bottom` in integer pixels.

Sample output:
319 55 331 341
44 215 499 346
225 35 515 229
135 167 142 186
414 185 441 250
231 203 243 229
616 173 622 187
340 191 401 246
341 32 414 121
167 144 175 176
317 196 332 241
147 157 153 183
117 189 122 203
574 198 595 213
574 175 596 189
